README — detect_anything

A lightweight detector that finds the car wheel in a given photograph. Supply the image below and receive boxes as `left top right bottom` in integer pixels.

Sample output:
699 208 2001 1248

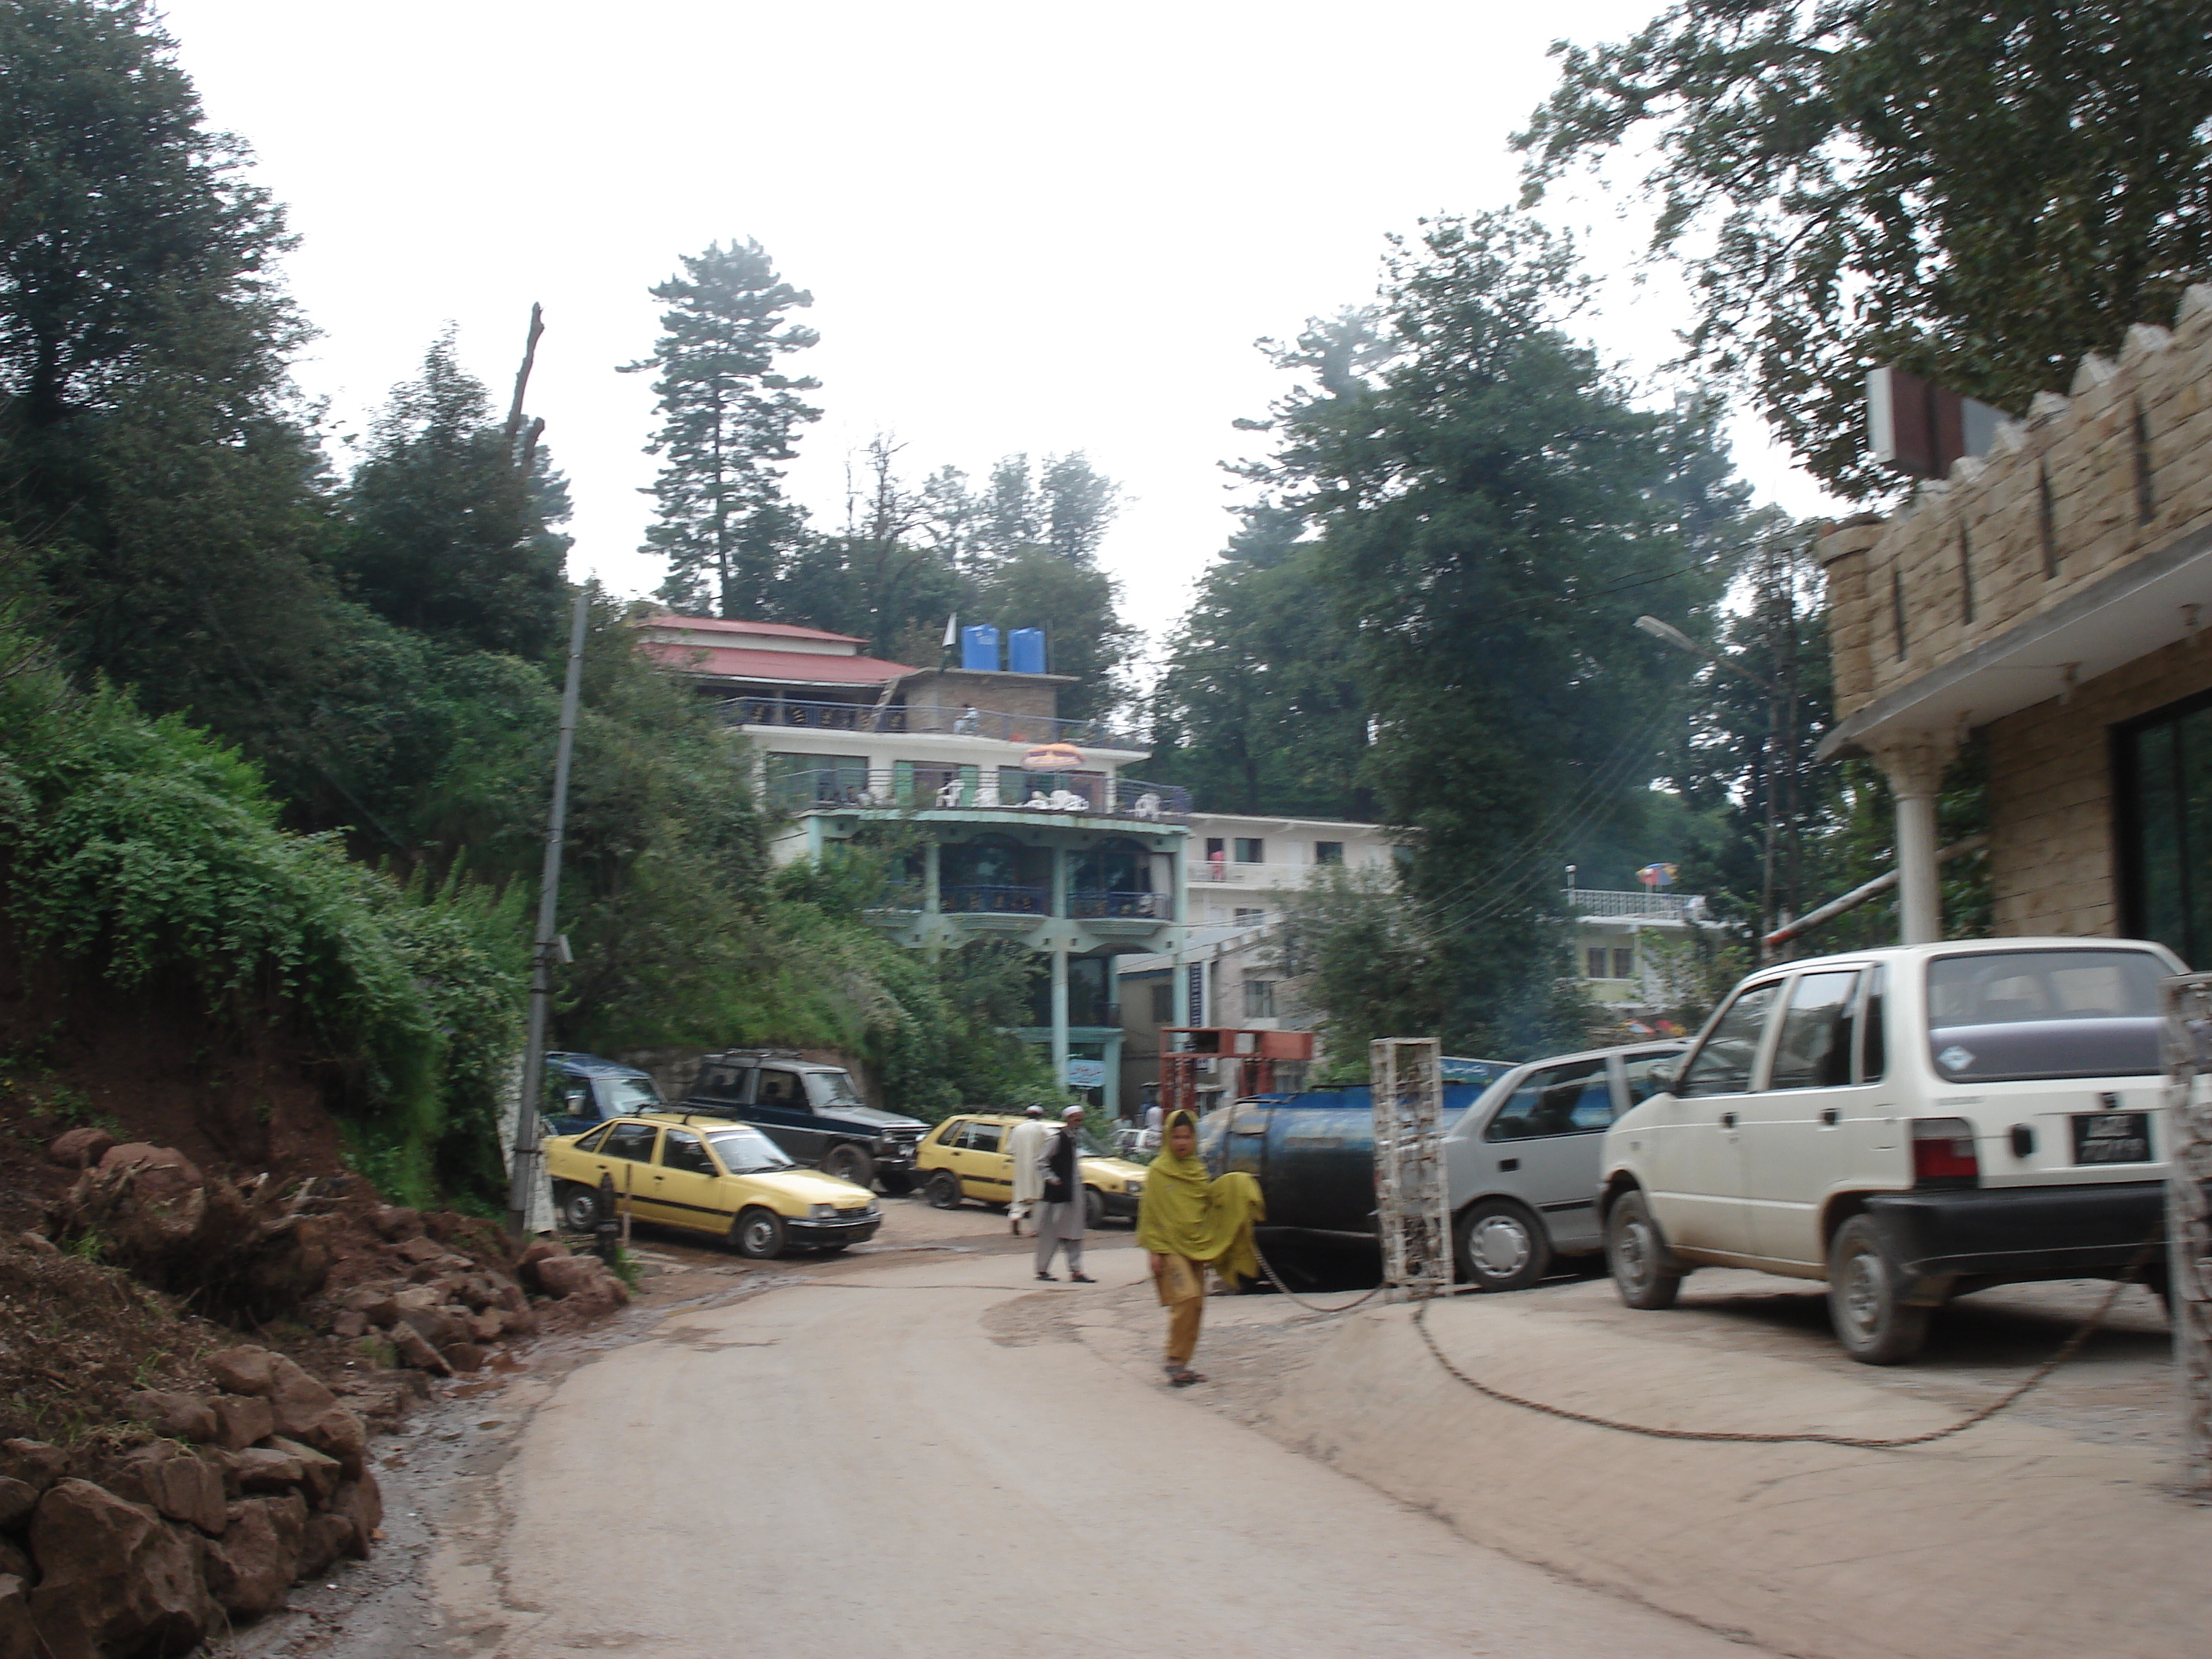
878 1170 914 1196
1084 1187 1105 1231
1606 1188 1683 1310
821 1143 875 1188
926 1170 965 1209
557 1181 599 1233
1453 1200 1551 1292
731 1207 787 1260
1827 1214 1931 1364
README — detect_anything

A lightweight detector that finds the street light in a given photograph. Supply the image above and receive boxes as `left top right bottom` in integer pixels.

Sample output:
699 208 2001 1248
1635 614 1794 959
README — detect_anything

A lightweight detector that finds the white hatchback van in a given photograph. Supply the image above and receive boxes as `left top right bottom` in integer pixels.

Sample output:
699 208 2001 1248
1598 938 2183 1362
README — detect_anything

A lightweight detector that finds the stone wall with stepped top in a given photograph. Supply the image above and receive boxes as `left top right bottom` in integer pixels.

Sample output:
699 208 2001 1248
1820 285 2212 939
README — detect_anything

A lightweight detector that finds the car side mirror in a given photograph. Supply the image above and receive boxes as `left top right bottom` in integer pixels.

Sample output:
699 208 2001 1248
1646 1063 1677 1093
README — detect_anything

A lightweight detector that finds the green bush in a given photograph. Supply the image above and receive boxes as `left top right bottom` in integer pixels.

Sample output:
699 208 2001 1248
0 631 523 1207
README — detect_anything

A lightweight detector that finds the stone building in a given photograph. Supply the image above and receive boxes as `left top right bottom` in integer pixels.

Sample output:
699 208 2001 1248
1818 286 2212 962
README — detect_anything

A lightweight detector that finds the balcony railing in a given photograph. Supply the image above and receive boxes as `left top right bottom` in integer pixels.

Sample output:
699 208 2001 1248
765 766 1190 823
941 884 1049 915
720 696 1147 751
1566 888 1708 921
1070 892 1171 920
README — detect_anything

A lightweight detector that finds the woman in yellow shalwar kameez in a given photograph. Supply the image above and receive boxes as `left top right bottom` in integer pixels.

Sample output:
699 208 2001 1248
1135 1108 1264 1386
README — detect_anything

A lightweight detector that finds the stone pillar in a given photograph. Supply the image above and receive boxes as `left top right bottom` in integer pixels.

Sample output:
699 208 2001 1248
1818 517 1887 721
922 840 940 912
1869 731 1960 945
1101 1027 1122 1121
1049 844 1068 918
1049 946 1071 1087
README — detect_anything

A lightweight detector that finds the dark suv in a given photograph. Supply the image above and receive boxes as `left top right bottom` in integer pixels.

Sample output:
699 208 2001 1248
679 1049 926 1192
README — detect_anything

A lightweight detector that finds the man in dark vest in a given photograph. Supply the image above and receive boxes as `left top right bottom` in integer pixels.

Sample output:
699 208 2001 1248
1033 1104 1093 1282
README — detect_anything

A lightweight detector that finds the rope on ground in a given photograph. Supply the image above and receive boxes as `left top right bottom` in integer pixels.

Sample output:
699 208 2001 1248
1408 1250 2154 1450
1251 1234 1387 1315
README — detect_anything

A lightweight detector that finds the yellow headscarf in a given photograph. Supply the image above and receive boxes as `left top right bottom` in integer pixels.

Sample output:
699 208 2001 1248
1136 1109 1265 1287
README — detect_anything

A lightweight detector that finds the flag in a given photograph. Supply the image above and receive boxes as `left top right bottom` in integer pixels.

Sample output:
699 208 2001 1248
942 614 958 649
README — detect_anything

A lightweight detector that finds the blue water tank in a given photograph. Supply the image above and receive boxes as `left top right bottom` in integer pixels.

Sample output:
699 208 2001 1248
959 625 1001 673
1008 628 1047 675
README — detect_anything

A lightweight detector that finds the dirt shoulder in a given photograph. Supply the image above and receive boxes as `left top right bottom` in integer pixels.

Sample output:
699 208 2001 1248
1063 1265 2207 1659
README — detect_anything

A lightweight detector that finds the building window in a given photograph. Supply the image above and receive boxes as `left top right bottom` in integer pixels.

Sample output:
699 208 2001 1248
1243 979 1277 1019
1234 907 1265 926
2119 689 2212 965
1586 947 1608 980
1315 840 1344 865
1235 837 1264 863
1148 982 1174 1022
1612 947 1635 980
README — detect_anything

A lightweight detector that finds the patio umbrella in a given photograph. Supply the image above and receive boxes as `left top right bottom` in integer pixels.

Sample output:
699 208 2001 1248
1023 742 1083 771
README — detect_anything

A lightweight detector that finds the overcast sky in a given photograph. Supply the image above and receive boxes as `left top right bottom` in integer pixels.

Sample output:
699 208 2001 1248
159 0 1840 653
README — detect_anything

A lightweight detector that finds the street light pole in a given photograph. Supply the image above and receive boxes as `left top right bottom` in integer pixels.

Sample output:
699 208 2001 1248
1635 614 1792 960
508 591 590 1242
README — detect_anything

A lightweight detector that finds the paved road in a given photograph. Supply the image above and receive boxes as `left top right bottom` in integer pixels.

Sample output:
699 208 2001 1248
438 1242 1756 1659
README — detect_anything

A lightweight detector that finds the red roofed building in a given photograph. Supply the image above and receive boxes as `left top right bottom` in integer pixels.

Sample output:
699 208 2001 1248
628 610 1190 1113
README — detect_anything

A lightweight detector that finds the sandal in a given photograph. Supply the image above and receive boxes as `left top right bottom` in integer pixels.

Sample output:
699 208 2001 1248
1166 1368 1207 1387
1071 1273 1095 1284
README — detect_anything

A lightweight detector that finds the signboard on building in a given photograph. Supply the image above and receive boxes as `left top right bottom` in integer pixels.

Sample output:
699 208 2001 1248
1064 1057 1106 1090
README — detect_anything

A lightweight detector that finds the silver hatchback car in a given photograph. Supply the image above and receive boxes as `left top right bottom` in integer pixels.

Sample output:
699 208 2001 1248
1442 1040 1686 1291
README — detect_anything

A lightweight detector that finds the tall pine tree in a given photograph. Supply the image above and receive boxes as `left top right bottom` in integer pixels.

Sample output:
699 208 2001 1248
624 240 819 617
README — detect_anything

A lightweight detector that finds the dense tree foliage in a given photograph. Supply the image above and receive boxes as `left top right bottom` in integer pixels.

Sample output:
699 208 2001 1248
0 3 1072 1206
1148 503 1368 819
335 332 569 659
1213 214 1758 1057
1520 0 2212 496
626 240 821 617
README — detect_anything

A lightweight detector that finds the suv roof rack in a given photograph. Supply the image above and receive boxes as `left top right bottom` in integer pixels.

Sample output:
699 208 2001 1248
704 1047 804 1061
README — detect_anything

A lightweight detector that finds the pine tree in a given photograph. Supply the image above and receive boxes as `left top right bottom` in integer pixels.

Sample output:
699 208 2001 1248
624 240 819 617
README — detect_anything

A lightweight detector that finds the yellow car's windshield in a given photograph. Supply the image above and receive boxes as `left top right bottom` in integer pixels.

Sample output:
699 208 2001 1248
707 1128 794 1174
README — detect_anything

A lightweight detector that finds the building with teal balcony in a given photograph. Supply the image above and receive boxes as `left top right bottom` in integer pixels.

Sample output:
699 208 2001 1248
635 613 1188 1111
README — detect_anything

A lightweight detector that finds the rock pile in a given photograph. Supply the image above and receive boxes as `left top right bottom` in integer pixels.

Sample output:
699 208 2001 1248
0 1346 379 1659
7 1135 638 1656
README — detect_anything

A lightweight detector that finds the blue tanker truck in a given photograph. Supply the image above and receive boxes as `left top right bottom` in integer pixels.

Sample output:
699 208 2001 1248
1195 1061 1511 1241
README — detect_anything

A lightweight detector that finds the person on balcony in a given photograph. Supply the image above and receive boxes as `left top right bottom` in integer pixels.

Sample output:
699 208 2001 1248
954 705 981 734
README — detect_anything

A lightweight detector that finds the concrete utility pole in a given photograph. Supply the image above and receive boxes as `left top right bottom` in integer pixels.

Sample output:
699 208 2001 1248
2161 974 2212 1492
1371 1038 1452 1301
507 592 589 1241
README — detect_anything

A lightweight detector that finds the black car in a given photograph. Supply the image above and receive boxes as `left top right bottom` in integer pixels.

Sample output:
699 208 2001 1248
679 1049 926 1192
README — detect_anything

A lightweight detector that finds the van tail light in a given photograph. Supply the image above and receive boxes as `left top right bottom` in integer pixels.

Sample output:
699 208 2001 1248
1912 1117 1980 1187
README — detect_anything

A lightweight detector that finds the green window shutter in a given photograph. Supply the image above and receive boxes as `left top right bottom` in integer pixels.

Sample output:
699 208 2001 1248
894 760 916 806
958 764 979 806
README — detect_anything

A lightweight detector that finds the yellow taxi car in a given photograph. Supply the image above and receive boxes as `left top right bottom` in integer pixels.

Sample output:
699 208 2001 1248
915 1112 1148 1227
545 1112 880 1258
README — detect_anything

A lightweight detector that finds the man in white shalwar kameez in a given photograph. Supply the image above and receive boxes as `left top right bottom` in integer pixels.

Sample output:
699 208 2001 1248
1006 1104 1048 1236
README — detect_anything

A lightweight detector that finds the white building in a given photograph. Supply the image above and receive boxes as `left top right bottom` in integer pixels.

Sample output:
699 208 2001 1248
634 613 1188 1110
1566 884 1711 1013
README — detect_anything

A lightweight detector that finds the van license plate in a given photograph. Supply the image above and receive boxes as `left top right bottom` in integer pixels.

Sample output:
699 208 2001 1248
2071 1111 2150 1165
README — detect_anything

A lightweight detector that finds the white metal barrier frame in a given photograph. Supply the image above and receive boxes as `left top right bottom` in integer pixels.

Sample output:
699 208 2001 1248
2161 973 2212 1492
1372 1038 1454 1302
